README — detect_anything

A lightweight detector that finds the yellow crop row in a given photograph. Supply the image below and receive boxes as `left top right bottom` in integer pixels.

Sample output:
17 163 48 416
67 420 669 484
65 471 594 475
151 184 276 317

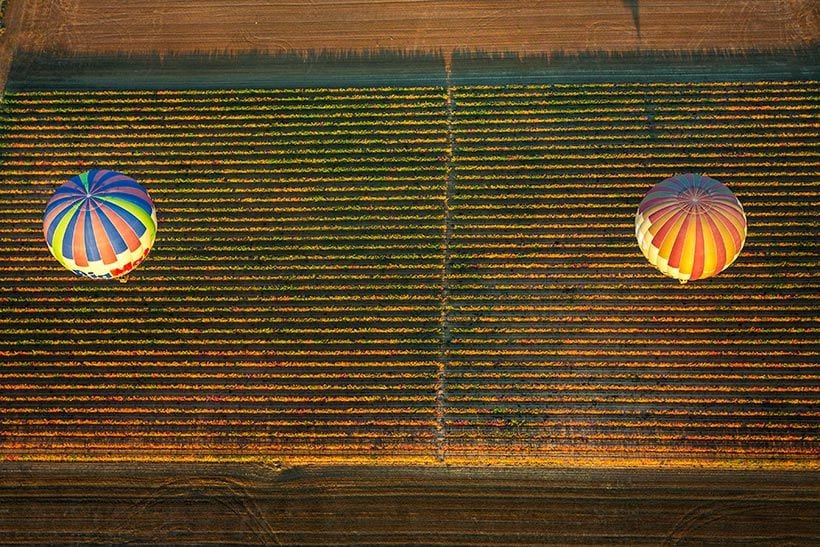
450 370 818 380
3 370 814 382
0 371 437 380
2 382 435 391
454 161 818 171
458 141 816 153
3 148 444 159
3 136 447 147
0 359 438 368
457 106 816 117
457 80 818 92
0 394 433 402
0 406 431 414
6 111 445 122
453 303 816 312
456 95 818 107
4 337 439 346
2 325 437 335
449 337 815 346
6 86 442 97
447 394 816 404
8 103 445 115
1 418 433 426
457 122 816 133
0 349 439 357
0 125 447 136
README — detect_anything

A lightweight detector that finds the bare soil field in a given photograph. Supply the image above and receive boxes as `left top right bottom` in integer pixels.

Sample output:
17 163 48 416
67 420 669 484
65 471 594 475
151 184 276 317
1 0 818 90
1 463 818 544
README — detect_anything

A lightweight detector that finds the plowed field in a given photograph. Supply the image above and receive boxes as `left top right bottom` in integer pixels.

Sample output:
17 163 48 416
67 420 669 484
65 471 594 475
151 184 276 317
2 0 818 91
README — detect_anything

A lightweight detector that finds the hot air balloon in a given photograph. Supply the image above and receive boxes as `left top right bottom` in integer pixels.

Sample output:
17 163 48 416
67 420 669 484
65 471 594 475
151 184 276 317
635 173 746 284
43 169 157 280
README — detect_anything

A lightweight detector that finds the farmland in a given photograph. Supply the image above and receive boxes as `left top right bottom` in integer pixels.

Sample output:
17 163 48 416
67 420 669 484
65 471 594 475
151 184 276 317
0 79 817 466
0 87 450 462
2 0 817 92
446 80 819 464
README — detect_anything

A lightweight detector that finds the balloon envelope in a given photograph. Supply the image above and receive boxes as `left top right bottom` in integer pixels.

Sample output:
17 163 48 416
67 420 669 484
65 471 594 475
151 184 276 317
43 169 157 279
635 173 746 283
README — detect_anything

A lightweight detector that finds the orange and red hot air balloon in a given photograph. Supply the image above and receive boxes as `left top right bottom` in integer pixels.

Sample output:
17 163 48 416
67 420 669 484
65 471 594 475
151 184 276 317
635 173 747 284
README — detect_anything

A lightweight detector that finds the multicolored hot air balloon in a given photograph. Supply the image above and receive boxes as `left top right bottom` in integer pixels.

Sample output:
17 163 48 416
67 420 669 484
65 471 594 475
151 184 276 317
43 169 157 280
635 173 746 284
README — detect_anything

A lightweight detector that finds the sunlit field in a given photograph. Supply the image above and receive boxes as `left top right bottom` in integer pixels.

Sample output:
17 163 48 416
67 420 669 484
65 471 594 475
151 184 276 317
0 80 817 466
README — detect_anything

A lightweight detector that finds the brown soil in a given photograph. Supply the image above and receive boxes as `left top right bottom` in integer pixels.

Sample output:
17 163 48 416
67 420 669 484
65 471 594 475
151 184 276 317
1 0 817 90
3 464 818 544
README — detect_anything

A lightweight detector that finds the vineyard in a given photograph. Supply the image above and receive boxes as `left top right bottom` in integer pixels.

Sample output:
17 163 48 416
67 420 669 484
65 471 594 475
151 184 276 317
0 80 817 467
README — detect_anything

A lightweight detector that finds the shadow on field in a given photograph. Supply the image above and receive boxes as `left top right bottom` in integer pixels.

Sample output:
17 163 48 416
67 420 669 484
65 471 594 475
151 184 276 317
6 44 818 90
451 45 819 85
622 0 640 39
7 49 449 90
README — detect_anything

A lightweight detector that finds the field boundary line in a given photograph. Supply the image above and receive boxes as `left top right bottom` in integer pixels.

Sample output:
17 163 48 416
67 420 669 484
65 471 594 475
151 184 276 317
436 65 456 463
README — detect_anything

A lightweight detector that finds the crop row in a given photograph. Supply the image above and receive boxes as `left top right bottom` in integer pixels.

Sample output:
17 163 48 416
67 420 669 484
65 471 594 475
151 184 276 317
3 131 814 142
456 108 816 119
0 393 813 404
455 80 819 92
6 151 818 163
0 327 813 338
1 140 812 154
3 165 816 176
3 156 446 165
4 112 814 126
3 102 445 113
0 125 447 135
2 368 814 379
3 420 811 431
2 337 814 348
2 301 813 313
2 125 812 140
1 144 445 153
6 101 816 116
2 86 443 97
455 95 817 107
6 86 814 105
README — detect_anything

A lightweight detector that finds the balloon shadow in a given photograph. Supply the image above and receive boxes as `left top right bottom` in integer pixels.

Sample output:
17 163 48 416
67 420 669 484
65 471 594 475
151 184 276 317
622 0 640 40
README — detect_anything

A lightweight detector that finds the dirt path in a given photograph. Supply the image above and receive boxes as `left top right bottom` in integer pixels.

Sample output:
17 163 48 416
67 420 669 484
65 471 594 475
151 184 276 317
1 0 817 91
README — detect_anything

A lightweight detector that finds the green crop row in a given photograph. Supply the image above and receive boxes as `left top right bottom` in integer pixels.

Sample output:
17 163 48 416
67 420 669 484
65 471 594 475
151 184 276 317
6 102 445 114
456 122 814 132
3 149 445 159
456 152 819 161
3 138 447 148
456 79 818 92
4 86 442 97
0 166 445 176
455 95 818 107
456 106 816 118
0 125 447 135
